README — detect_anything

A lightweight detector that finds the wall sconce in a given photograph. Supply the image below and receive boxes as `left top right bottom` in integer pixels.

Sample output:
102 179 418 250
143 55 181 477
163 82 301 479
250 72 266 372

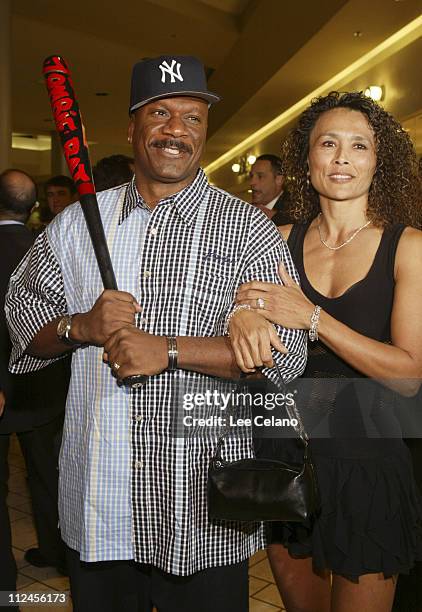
364 85 384 101
231 153 257 175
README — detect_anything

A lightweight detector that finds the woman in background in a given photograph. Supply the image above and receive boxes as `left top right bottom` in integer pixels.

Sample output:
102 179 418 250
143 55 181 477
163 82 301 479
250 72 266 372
229 92 422 611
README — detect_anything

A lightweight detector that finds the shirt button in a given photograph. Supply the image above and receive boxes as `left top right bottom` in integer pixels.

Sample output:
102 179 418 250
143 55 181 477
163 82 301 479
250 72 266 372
144 270 151 278
150 227 158 236
135 414 142 422
139 318 147 326
134 460 142 469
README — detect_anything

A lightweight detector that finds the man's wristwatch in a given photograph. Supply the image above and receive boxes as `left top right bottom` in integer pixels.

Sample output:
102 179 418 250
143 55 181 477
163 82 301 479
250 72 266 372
57 314 80 347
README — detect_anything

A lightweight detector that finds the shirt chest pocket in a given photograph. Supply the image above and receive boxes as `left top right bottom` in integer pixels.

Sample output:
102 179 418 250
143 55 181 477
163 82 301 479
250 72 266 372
71 241 142 311
66 246 104 312
187 262 238 333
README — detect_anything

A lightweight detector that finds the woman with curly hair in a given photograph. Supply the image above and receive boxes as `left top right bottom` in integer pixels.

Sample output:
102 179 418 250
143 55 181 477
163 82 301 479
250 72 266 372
229 91 422 611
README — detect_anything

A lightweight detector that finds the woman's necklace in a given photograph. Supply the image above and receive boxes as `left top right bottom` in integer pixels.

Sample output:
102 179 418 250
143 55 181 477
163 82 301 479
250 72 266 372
317 213 372 251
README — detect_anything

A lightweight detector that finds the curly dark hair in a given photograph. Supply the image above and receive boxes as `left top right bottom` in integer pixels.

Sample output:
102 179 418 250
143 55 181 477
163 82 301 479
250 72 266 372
282 91 422 228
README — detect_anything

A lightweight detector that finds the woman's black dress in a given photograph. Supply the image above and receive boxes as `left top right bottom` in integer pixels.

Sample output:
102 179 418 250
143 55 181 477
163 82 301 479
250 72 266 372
266 222 422 582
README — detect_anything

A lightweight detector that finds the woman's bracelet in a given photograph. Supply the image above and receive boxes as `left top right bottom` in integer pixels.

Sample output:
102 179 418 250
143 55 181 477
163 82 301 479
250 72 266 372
308 305 321 342
224 304 251 336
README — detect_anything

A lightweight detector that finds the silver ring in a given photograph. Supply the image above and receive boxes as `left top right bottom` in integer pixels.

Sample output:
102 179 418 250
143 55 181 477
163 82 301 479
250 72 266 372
131 381 146 389
256 297 265 310
113 362 121 371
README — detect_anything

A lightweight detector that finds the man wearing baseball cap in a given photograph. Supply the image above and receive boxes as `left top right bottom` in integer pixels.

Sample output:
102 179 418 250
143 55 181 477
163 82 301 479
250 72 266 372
7 56 306 611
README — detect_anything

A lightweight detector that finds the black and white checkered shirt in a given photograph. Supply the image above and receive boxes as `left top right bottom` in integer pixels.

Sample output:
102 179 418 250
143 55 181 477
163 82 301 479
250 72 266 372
6 170 307 574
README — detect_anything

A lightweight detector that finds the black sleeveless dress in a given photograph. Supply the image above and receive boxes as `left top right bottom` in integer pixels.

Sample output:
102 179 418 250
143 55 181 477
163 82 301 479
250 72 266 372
268 222 422 581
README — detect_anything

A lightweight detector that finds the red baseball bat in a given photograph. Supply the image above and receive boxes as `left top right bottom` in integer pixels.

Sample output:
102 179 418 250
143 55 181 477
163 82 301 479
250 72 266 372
42 55 117 290
42 55 146 388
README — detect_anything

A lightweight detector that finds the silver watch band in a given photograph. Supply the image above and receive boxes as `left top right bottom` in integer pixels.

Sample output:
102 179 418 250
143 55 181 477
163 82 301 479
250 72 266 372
57 314 80 347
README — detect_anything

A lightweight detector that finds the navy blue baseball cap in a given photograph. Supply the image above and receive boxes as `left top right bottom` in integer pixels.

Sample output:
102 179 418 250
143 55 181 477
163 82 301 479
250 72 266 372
129 55 221 114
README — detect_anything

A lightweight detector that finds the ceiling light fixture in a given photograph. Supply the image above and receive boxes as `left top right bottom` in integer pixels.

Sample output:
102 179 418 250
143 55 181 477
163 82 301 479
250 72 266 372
364 85 385 101
231 154 257 175
12 133 52 151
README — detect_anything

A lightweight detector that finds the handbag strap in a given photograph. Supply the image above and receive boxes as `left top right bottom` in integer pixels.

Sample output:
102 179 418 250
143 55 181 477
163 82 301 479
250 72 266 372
213 363 309 463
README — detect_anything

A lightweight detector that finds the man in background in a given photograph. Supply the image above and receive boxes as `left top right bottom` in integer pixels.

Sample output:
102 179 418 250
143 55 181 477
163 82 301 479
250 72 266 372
93 154 134 191
45 175 77 217
0 170 69 591
249 154 291 225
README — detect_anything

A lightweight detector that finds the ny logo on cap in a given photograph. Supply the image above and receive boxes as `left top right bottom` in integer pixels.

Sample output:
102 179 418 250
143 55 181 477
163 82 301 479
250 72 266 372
159 59 183 84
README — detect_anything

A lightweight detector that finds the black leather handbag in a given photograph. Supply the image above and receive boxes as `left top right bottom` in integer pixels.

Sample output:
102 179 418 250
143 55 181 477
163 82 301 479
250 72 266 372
208 367 320 523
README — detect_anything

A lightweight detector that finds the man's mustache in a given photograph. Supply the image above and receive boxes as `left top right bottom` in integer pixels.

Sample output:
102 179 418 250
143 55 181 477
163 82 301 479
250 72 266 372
151 139 193 155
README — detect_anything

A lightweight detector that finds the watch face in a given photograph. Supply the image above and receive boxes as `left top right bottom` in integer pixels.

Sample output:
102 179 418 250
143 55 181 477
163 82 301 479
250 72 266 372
57 316 71 337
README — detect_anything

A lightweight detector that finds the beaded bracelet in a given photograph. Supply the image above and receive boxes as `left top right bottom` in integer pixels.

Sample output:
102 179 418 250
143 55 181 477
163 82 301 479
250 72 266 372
308 305 321 342
224 304 251 336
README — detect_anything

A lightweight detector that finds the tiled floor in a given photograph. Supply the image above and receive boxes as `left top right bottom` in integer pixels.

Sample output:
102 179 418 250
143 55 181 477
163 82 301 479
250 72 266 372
7 435 72 612
248 551 285 611
7 434 285 611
